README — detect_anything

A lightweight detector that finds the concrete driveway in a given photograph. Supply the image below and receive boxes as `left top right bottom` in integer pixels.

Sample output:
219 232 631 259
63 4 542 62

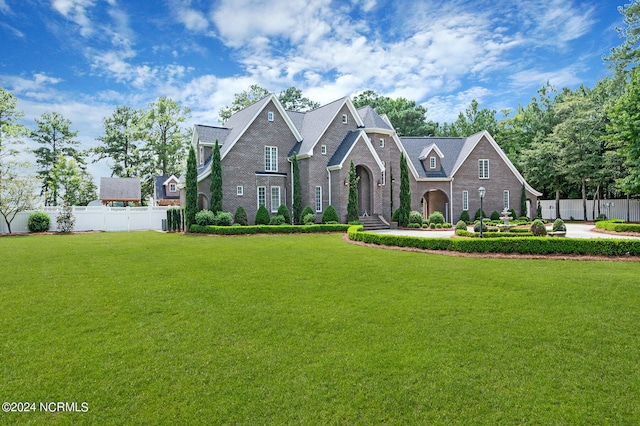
373 223 640 239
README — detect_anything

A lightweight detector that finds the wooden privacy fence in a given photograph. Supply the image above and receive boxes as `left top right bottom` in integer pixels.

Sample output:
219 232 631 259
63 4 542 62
0 206 171 234
539 199 640 222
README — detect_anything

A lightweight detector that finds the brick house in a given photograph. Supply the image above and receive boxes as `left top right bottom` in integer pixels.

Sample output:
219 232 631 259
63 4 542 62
189 94 540 224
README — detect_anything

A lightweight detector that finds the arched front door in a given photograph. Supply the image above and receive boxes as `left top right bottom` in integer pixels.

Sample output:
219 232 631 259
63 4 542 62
356 165 372 216
198 193 209 211
422 190 449 222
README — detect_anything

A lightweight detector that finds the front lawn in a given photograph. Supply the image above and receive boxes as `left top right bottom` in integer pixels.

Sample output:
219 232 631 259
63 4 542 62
1 232 639 424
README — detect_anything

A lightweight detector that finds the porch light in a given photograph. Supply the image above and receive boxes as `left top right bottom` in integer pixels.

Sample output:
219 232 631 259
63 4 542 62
344 178 348 186
478 186 486 238
377 179 382 187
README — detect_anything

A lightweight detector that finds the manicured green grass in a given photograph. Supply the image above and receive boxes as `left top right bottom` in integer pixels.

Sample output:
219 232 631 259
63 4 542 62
1 232 639 425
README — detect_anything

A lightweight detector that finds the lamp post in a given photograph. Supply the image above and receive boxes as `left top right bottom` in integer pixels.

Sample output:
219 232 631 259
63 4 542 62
478 186 486 238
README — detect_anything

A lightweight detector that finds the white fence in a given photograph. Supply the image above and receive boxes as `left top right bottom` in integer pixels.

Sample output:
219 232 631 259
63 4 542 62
0 206 172 234
539 199 640 222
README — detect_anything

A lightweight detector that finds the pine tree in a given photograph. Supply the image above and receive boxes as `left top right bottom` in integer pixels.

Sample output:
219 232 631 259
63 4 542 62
210 139 222 213
398 153 411 227
520 183 527 218
346 160 359 222
185 145 197 230
292 153 302 224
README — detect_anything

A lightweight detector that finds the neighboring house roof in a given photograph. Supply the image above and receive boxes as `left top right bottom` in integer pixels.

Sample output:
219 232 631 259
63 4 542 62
154 176 180 201
99 177 141 202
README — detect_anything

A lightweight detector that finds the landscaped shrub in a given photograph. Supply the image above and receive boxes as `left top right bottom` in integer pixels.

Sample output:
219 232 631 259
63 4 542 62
595 220 640 233
490 210 500 221
322 205 339 223
277 204 291 225
303 213 316 225
409 210 423 225
56 205 75 233
428 211 445 225
429 223 435 229
474 208 487 221
27 211 51 232
391 208 400 223
255 205 270 225
459 210 471 223
552 218 566 232
215 211 233 226
455 220 467 230
269 214 286 225
195 210 216 226
509 208 518 221
301 206 314 220
435 223 443 229
530 219 547 236
167 208 184 232
473 221 487 233
234 206 248 226
191 223 351 235
443 223 452 228
407 223 421 228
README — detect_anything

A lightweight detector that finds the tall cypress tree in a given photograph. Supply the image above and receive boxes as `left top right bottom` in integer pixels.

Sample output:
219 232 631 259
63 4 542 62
398 152 411 227
210 139 222 213
185 145 197 230
520 183 527 218
347 160 359 222
292 153 302 224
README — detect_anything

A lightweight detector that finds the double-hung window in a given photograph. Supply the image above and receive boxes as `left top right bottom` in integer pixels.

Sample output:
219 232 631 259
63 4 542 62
503 190 510 209
315 186 322 212
271 186 281 212
257 186 266 208
265 146 278 172
430 156 436 169
478 159 489 179
462 190 469 211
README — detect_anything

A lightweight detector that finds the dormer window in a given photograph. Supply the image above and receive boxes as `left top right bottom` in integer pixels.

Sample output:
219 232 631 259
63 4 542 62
342 114 348 124
380 138 385 148
321 145 327 155
267 111 274 121
169 183 176 192
430 156 436 169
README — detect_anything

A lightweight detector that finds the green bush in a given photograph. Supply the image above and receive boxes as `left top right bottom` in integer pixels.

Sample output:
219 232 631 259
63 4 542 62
56 205 75 233
234 206 248 226
195 210 216 226
459 210 471 223
254 205 270 225
429 223 435 229
443 223 452 229
435 223 443 229
407 223 421 228
322 205 339 223
215 211 233 226
391 208 400 222
474 208 487 221
552 218 566 232
409 210 423 225
595 220 640 233
428 211 445 225
473 221 488 233
27 211 51 233
301 206 314 220
509 208 518 221
191 223 350 235
530 219 547 236
277 204 291 225
455 220 467 230
303 213 316 225
490 210 500 221
269 215 286 225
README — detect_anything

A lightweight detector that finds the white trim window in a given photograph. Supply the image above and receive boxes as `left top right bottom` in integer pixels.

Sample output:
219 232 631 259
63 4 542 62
430 156 436 169
380 138 385 148
503 190 510 209
271 186 281 212
342 114 348 124
315 186 322 212
265 146 278 172
199 146 204 165
169 183 177 192
267 111 274 121
237 186 244 196
462 190 469 211
478 159 489 179
257 186 266 208
321 145 327 155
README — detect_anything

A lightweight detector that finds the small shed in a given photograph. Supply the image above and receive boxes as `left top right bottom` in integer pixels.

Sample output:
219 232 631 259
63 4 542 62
99 177 141 206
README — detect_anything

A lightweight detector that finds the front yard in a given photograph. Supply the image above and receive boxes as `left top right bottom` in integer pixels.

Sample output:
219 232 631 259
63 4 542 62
1 232 639 424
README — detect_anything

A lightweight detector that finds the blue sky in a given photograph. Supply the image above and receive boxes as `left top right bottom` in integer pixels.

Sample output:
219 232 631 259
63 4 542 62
0 0 625 182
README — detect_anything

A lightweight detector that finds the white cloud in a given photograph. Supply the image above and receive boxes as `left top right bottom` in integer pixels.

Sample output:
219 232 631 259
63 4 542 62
0 0 10 14
51 0 97 37
0 73 63 101
423 87 491 123
177 8 209 32
509 67 582 90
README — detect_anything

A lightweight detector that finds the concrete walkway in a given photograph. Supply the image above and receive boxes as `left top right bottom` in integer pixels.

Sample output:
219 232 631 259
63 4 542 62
373 223 640 239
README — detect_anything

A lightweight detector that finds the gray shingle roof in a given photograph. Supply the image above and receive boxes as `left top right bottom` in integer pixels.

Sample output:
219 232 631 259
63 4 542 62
99 177 141 201
298 97 350 156
400 137 467 178
194 124 229 145
357 106 393 130
328 131 361 168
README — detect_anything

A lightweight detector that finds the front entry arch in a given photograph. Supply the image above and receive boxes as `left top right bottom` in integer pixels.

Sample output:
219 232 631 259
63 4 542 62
198 193 209 211
422 190 449 222
356 165 372 216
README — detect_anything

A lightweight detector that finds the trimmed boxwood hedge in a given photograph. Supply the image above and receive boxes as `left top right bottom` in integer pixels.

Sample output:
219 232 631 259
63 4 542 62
350 226 640 256
595 220 640 233
191 224 351 235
